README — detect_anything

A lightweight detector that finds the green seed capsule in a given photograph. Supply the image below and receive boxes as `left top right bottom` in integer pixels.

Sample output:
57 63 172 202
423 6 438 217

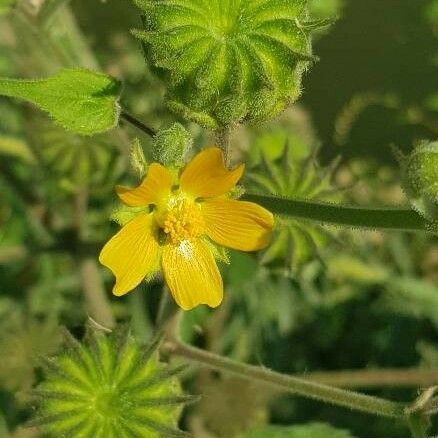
405 142 438 200
402 141 438 222
32 330 195 437
133 0 318 128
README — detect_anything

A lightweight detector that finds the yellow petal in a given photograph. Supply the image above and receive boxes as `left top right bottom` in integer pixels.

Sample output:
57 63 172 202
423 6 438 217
116 163 173 207
99 213 160 296
162 239 223 310
202 198 274 251
180 147 244 198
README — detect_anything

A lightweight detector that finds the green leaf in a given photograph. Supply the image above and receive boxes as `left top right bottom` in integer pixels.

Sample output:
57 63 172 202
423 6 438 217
385 277 438 327
0 69 122 135
0 0 15 15
243 423 356 438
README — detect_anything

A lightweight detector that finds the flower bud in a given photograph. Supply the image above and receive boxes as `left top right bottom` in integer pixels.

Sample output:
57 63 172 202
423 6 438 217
152 123 192 167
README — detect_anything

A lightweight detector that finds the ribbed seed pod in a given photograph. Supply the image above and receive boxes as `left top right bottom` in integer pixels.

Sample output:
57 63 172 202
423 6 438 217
401 141 438 222
133 0 317 128
32 330 195 437
247 143 341 271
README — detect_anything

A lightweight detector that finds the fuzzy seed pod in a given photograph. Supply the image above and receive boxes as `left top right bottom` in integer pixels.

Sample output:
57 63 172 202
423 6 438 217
32 330 195 437
133 0 318 128
401 141 438 222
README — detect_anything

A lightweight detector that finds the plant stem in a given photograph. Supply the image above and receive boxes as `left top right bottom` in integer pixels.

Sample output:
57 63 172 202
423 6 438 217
73 189 115 329
120 111 156 138
215 127 232 167
163 340 406 418
299 368 438 389
407 414 428 438
79 257 115 329
243 194 431 233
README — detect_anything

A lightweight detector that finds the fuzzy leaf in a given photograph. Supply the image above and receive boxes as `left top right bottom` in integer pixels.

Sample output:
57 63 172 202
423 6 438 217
243 423 356 438
0 69 122 135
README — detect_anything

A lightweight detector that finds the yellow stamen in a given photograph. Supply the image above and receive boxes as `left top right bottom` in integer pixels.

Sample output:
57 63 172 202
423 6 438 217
158 196 205 245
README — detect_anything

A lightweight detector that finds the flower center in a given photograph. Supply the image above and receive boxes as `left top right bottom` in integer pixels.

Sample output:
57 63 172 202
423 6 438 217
159 196 204 245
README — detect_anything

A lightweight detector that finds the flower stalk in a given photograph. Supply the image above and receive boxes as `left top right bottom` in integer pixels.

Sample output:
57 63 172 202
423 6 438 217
120 110 156 138
243 194 432 233
162 340 406 419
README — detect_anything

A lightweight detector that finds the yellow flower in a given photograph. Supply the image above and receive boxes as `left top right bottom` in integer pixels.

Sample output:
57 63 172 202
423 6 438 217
99 147 274 310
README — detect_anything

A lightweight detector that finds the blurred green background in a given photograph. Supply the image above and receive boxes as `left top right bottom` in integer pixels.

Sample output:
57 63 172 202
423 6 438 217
0 0 437 437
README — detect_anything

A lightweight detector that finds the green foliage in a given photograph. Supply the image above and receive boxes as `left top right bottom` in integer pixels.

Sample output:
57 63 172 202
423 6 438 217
33 329 193 437
0 0 14 15
382 276 438 327
0 69 122 135
247 143 340 271
0 0 13 15
0 136 35 163
1 1 438 437
28 117 116 191
152 123 192 166
0 309 61 394
243 422 355 437
132 0 317 128
192 376 268 437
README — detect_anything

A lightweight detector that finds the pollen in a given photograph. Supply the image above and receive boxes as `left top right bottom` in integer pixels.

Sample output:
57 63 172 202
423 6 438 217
161 197 205 245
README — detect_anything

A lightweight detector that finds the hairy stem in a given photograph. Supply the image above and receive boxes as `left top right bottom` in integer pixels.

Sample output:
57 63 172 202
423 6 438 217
299 368 438 389
73 188 115 329
163 340 406 418
79 257 115 329
120 111 157 138
215 127 232 167
243 194 431 233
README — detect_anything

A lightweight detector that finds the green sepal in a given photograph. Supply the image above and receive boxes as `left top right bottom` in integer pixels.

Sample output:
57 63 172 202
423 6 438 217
130 138 148 178
111 205 150 226
152 123 193 167
298 17 337 31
